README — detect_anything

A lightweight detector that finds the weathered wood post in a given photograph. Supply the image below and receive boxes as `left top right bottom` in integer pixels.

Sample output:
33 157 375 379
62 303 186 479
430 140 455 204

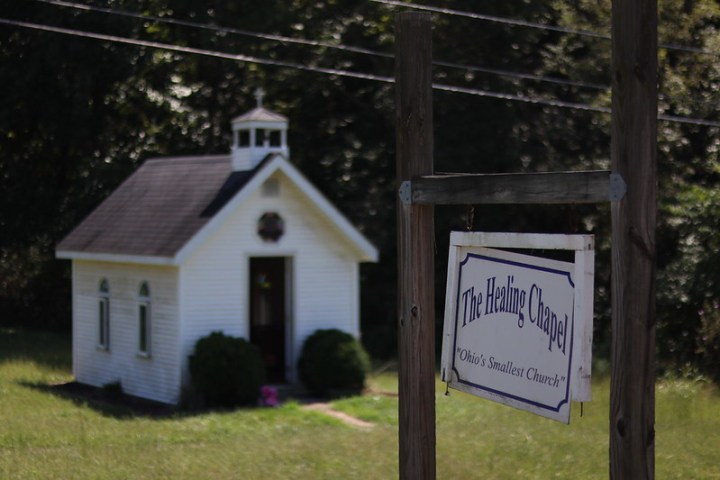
610 0 657 478
395 11 435 480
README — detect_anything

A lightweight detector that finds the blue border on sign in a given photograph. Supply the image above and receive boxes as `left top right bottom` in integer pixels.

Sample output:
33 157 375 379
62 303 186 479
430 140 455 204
450 252 575 413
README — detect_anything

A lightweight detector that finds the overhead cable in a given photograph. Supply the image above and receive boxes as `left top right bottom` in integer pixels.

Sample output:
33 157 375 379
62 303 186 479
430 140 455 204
0 17 396 82
370 0 720 58
34 0 385 57
1 17 718 128
33 0 608 91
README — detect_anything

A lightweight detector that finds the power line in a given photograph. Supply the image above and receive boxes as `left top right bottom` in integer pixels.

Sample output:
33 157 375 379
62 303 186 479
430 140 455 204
0 18 394 83
32 0 609 91
371 0 720 58
373 0 609 39
435 59 607 91
34 0 386 58
1 17 718 128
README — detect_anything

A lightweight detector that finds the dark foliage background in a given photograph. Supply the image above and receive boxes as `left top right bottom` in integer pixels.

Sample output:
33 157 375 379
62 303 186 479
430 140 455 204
1 0 718 379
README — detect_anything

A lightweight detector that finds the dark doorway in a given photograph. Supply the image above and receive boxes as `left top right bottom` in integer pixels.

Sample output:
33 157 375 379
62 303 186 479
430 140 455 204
249 257 287 382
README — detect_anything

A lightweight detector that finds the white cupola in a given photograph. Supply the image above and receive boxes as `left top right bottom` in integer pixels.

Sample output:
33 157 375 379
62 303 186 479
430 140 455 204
231 88 289 171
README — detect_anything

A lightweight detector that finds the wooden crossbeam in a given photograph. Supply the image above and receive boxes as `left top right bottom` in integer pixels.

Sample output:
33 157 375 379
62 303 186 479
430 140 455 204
400 170 625 206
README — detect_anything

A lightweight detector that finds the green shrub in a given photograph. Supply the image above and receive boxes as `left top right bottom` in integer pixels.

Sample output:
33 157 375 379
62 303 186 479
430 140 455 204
188 331 265 407
100 380 123 400
298 329 370 397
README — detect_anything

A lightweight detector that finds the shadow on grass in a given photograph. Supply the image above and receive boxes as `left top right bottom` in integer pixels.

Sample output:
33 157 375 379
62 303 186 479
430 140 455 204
7 328 377 420
19 380 184 419
19 380 320 421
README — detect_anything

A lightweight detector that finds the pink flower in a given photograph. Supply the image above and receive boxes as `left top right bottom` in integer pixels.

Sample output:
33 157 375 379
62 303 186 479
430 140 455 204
260 385 279 407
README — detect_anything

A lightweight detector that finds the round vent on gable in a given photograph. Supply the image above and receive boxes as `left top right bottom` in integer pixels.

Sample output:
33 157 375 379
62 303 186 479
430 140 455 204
257 212 284 242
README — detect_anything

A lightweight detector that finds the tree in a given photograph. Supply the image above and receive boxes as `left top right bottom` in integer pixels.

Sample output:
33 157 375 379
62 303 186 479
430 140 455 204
1 0 718 378
537 0 720 371
1 0 167 328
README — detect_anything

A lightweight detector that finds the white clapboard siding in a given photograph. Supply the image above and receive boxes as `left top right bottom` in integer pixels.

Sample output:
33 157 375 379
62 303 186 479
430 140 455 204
72 261 181 404
179 171 361 386
68 161 370 404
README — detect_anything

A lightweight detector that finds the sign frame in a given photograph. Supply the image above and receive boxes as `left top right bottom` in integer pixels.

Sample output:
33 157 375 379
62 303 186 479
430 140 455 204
440 231 595 423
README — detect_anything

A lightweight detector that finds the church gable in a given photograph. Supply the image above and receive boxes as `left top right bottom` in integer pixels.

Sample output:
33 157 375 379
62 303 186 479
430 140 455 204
57 91 377 265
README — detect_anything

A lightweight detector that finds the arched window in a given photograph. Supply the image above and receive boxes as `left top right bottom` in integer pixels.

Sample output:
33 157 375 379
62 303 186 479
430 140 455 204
98 279 110 350
138 282 151 357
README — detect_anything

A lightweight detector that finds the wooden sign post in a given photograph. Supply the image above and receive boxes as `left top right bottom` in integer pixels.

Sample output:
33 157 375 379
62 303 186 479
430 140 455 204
395 0 656 478
610 0 657 477
395 12 436 480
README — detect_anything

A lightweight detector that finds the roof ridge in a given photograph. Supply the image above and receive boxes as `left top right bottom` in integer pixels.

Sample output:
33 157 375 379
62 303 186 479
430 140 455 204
144 155 231 165
232 106 287 123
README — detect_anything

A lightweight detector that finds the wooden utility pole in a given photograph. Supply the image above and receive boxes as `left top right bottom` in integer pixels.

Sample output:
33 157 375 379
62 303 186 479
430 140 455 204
395 12 435 480
393 2 657 478
610 0 657 478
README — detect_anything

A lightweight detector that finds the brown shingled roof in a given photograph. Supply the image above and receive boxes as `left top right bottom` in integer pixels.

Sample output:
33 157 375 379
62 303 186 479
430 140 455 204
56 155 259 258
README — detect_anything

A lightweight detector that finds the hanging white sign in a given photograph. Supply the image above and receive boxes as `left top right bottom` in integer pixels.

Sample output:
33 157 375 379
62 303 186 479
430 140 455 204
440 232 594 423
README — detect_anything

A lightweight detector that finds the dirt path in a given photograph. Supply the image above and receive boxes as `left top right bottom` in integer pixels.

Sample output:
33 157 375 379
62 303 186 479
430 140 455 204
303 402 374 429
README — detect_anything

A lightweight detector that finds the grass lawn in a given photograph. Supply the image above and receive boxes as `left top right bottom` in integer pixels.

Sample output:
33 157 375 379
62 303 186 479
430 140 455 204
1 329 719 479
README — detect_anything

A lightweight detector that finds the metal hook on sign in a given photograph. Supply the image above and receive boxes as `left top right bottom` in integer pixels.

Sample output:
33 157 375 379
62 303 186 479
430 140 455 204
466 205 475 231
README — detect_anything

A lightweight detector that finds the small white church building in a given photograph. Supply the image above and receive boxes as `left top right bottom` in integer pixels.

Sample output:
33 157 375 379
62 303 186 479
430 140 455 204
56 93 378 404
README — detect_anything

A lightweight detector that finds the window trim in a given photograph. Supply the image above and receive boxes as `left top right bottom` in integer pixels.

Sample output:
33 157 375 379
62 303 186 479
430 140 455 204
98 279 110 350
137 282 151 358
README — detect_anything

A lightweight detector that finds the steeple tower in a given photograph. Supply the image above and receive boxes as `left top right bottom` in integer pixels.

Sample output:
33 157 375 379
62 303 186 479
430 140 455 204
230 88 289 171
